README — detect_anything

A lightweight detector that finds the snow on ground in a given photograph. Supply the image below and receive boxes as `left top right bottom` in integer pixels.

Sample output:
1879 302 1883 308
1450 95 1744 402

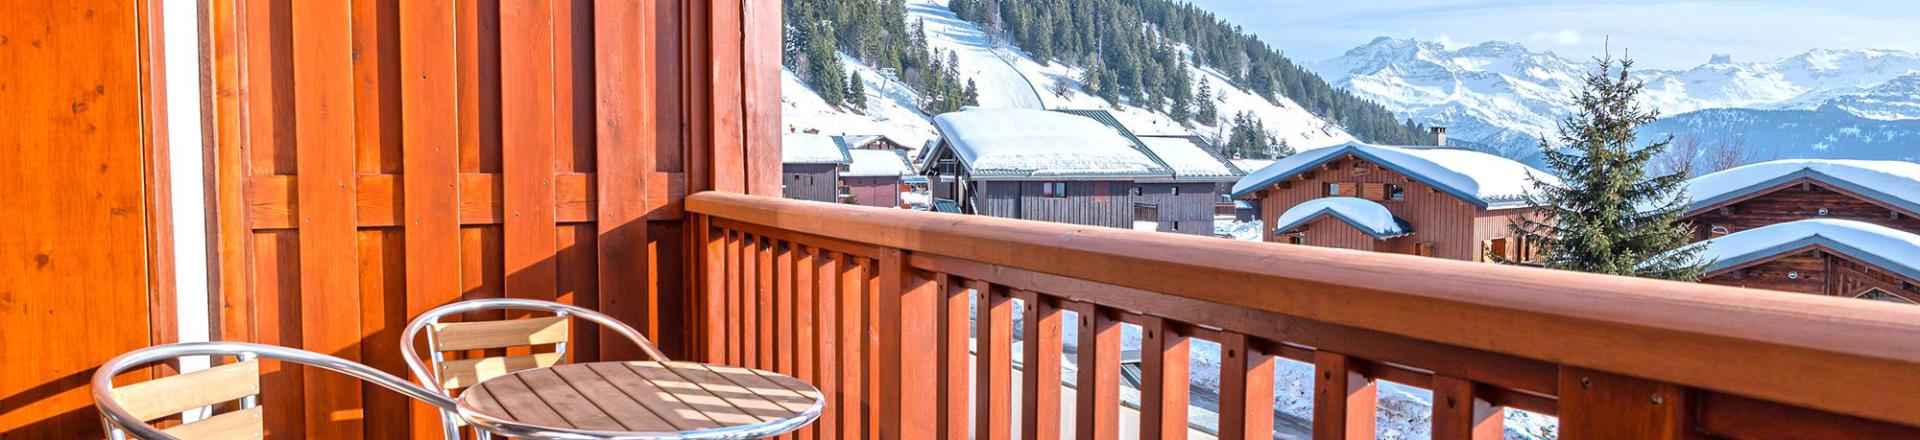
781 60 939 152
907 0 1046 109
1216 218 1264 242
1274 197 1410 237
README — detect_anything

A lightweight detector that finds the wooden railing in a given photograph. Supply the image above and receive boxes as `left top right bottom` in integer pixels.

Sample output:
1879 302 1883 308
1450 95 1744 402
684 191 1920 439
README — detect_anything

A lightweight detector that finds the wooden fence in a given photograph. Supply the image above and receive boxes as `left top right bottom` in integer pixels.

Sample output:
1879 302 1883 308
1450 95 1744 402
687 191 1920 440
202 1 781 438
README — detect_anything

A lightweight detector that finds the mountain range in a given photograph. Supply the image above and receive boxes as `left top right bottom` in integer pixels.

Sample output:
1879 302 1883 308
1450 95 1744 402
1312 37 1920 163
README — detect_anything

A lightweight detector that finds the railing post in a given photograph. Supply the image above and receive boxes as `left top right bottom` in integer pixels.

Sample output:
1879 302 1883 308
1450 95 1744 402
1219 333 1275 440
1312 351 1376 440
1017 290 1063 440
701 216 726 363
878 249 937 439
1073 302 1123 439
1139 316 1190 440
1431 375 1503 440
938 275 971 440
1558 366 1689 440
977 282 1014 440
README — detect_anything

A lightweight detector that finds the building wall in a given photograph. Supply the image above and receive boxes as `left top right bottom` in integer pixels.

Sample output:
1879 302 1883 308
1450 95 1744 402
972 180 1218 235
843 175 902 207
1254 155 1498 261
782 163 841 203
1297 216 1383 251
1702 248 1920 303
1686 181 1920 240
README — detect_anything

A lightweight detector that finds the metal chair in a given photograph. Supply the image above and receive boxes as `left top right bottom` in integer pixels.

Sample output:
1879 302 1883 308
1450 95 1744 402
400 298 668 440
92 341 458 440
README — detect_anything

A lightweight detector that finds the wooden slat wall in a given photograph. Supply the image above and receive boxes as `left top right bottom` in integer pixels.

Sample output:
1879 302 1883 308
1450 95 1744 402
204 0 779 437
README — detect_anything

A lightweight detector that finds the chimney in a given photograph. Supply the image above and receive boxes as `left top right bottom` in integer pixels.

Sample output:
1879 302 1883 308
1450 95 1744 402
1430 126 1447 147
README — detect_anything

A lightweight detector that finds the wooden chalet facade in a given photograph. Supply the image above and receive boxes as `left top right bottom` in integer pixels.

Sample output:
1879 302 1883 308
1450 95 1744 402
923 109 1240 235
840 148 915 208
1680 160 1920 304
780 133 852 203
1233 142 1552 262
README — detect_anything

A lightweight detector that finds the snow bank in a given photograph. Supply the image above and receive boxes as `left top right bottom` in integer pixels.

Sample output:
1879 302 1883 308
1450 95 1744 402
1214 218 1264 241
1694 219 1920 280
1682 159 1920 214
782 133 850 164
843 149 915 178
1272 197 1412 238
1234 142 1558 208
932 109 1166 177
1138 136 1238 179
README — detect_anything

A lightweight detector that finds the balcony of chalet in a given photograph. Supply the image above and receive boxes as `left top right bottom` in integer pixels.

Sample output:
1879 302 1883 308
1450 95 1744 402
5 1 1920 440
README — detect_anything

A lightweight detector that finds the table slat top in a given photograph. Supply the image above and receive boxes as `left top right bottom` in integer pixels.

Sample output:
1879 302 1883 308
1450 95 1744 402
457 361 822 438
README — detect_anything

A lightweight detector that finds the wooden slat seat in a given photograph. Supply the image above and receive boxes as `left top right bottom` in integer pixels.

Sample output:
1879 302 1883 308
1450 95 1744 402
456 362 823 436
430 316 569 352
108 359 265 438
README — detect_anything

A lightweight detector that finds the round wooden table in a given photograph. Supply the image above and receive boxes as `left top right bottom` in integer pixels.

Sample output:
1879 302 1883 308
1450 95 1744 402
457 361 823 439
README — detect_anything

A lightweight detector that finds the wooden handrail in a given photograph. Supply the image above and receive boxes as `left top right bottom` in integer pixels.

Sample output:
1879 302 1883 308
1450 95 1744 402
686 191 1920 435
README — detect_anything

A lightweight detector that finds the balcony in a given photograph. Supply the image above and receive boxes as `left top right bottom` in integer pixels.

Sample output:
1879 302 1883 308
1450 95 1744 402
684 191 1920 439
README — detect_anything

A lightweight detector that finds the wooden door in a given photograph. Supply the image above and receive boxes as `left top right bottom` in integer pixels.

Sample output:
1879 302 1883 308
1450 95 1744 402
0 0 172 437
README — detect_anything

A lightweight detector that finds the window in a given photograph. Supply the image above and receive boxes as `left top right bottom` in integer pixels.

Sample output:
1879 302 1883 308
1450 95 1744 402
1324 182 1341 197
1130 186 1143 196
1041 181 1067 198
1387 184 1406 201
1169 220 1180 230
1171 186 1181 196
1285 233 1306 245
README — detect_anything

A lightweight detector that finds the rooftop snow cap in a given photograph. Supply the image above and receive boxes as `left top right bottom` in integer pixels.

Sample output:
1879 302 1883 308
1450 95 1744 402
1137 136 1242 181
1272 197 1412 239
1232 142 1558 209
1692 219 1920 282
782 133 852 165
1680 159 1920 216
930 109 1169 179
843 149 915 178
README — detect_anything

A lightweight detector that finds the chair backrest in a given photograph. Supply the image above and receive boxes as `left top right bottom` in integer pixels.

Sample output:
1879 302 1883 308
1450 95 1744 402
400 299 667 395
92 342 457 440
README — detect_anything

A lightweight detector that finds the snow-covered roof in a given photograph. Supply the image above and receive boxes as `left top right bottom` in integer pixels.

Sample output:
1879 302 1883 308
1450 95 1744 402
1231 142 1558 209
782 133 852 165
1681 159 1920 216
1137 136 1241 181
843 149 915 178
1230 159 1277 173
1272 197 1412 239
835 135 908 151
930 109 1170 179
1695 219 1920 281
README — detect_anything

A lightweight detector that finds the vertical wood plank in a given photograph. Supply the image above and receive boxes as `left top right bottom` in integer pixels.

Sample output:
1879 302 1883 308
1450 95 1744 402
879 252 938 439
593 0 658 362
839 253 866 437
1557 366 1687 440
1431 375 1504 440
1018 291 1063 440
741 234 759 367
1074 303 1123 440
1218 334 1275 440
702 219 727 362
815 251 841 439
356 229 410 439
702 0 744 193
862 257 882 440
793 247 818 440
776 242 795 375
291 0 362 434
938 275 971 440
1312 351 1376 440
501 0 559 328
1139 316 1189 440
400 0 460 436
727 231 746 365
757 236 775 369
977 282 1014 440
740 0 781 196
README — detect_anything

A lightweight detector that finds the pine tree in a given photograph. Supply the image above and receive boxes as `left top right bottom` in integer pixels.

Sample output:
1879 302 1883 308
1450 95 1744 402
1196 79 1218 125
805 21 847 105
847 72 868 110
1511 56 1706 280
963 79 981 107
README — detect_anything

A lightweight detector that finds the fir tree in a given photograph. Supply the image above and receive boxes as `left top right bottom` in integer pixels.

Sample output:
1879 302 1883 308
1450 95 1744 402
805 21 847 105
1196 79 1218 124
1511 56 1706 280
848 72 868 110
963 79 981 106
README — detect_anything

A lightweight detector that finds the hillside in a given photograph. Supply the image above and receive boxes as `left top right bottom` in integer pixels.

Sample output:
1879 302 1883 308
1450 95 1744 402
783 0 1367 157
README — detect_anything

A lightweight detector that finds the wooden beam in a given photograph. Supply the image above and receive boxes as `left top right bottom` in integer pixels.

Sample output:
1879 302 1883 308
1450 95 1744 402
291 0 362 435
1218 333 1275 440
1556 367 1687 439
1431 375 1504 440
1017 290 1063 440
1312 351 1376 440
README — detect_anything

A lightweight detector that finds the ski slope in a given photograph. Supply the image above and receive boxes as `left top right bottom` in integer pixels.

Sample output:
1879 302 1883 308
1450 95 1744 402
908 1 1046 109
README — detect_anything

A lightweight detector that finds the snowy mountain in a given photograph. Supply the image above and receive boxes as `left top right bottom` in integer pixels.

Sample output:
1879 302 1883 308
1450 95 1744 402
1639 105 1920 162
781 0 1355 158
1312 37 1920 162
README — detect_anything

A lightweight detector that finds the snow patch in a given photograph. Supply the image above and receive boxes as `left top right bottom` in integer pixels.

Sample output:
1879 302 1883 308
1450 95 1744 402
1273 197 1410 238
1234 142 1558 207
781 133 850 164
932 108 1166 176
1693 219 1920 281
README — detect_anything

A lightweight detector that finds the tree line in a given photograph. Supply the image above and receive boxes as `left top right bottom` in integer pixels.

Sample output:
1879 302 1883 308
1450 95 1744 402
950 0 1435 145
784 0 977 115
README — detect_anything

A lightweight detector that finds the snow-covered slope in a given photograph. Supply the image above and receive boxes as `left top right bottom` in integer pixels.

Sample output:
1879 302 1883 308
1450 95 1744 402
1312 37 1920 159
782 0 1356 159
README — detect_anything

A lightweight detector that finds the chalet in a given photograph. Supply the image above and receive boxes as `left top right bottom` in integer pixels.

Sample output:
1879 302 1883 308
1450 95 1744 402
1678 159 1920 240
780 133 851 203
1692 219 1920 305
1139 134 1246 217
1231 142 1557 261
840 148 915 208
922 108 1240 235
835 134 913 152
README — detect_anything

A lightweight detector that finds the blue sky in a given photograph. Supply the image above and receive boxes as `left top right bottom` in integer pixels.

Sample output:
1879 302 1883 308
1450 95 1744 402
1181 0 1920 69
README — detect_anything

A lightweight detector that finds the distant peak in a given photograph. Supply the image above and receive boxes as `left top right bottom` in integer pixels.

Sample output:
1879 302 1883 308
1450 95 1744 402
1708 53 1732 64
